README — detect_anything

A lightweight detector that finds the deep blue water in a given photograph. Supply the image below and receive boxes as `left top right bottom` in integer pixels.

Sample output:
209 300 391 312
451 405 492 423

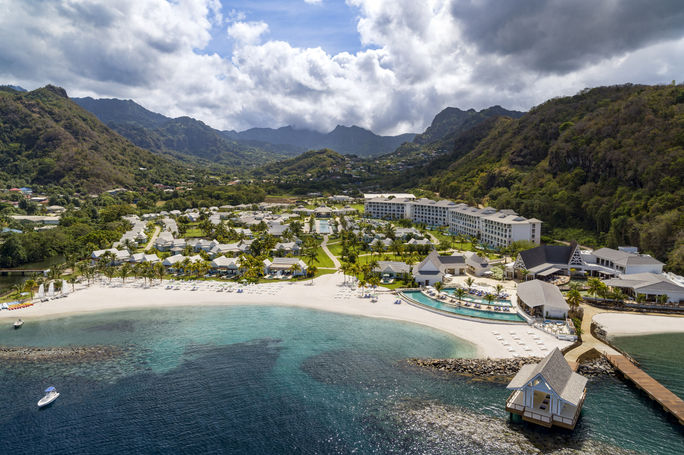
0 306 682 454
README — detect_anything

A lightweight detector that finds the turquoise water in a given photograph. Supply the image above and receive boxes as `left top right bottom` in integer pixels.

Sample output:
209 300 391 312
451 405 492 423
0 306 681 454
443 288 512 306
402 290 526 322
612 332 684 400
318 219 330 234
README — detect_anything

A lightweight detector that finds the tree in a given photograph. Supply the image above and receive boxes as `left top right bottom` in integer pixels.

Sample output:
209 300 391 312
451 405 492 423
483 293 495 307
465 277 474 291
67 275 77 292
23 278 36 298
566 288 583 310
289 262 301 277
495 283 504 297
154 262 166 284
587 277 606 298
434 281 443 291
454 287 466 302
103 265 117 283
303 246 318 270
119 263 132 283
0 235 27 267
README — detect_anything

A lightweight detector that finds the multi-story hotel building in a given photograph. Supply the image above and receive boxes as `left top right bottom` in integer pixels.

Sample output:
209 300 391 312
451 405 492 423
364 197 542 247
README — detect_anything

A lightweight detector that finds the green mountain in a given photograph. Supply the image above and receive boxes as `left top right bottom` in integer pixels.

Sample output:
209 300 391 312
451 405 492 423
226 124 415 157
0 85 188 192
73 97 296 167
255 148 350 178
412 105 524 145
415 84 684 272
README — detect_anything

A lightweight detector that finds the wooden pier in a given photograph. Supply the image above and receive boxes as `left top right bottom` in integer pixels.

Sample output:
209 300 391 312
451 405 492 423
0 269 47 276
606 354 684 425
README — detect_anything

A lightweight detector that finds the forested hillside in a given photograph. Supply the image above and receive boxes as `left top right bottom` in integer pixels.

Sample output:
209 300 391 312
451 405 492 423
420 84 683 272
73 97 293 167
0 86 188 192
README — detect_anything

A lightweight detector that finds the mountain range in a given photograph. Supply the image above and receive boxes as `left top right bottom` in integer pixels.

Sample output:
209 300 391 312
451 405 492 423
0 85 188 192
73 97 416 162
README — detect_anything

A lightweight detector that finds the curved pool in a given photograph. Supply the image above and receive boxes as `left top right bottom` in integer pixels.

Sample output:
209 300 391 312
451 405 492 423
401 290 526 323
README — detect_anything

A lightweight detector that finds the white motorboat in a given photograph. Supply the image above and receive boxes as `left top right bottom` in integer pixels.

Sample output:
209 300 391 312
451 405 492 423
37 387 60 408
13 319 23 329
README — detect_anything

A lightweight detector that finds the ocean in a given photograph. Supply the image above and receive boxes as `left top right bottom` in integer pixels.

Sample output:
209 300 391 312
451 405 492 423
0 306 682 454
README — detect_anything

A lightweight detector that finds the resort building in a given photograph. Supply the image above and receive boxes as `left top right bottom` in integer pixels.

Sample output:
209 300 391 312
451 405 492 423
364 197 412 220
363 193 415 200
514 242 584 280
263 258 307 277
413 251 466 286
506 348 587 430
590 247 664 275
364 197 541 247
209 256 242 275
464 252 490 277
373 261 411 280
406 198 459 226
602 273 684 303
516 279 570 320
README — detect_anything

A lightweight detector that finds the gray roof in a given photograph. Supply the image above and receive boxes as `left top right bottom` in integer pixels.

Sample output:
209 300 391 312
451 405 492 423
507 348 587 406
603 273 683 293
374 261 411 274
516 279 569 313
518 242 578 270
593 248 663 267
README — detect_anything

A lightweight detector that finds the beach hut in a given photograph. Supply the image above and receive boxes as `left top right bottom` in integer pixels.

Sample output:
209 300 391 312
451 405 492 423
505 348 587 429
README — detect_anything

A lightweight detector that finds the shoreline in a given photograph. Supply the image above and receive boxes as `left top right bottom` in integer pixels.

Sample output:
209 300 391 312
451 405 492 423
592 312 684 338
0 274 573 359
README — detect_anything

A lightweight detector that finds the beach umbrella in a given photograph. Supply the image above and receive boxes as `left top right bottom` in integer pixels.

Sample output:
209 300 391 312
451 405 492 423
61 279 69 295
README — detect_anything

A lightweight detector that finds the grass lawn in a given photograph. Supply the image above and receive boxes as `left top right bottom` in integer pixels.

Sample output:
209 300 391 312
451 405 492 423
183 228 204 238
327 243 344 257
314 247 335 268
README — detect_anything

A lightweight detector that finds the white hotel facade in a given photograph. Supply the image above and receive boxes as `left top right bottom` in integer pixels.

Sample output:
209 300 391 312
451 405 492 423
364 197 541 248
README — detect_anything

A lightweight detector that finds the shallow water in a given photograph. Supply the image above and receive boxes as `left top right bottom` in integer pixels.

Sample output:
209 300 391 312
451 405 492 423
0 306 681 454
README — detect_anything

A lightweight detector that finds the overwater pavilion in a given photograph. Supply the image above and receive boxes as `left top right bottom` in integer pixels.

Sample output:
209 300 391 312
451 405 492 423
505 348 587 429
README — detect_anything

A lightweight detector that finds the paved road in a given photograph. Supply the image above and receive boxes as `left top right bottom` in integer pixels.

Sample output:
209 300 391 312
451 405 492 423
143 226 161 252
321 235 341 269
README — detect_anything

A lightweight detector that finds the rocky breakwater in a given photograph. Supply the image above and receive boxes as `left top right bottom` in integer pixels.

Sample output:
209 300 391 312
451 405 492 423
407 356 615 380
406 357 542 382
0 345 127 363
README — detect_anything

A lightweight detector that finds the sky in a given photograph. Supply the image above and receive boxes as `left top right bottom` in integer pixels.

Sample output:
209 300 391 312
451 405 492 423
1 0 683 135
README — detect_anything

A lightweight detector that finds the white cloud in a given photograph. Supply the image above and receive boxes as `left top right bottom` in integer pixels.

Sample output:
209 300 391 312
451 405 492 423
304 0 322 4
0 0 682 136
227 21 269 45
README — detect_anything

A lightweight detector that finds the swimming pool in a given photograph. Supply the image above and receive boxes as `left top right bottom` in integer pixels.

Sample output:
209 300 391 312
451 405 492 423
401 291 526 322
318 219 330 234
443 289 512 306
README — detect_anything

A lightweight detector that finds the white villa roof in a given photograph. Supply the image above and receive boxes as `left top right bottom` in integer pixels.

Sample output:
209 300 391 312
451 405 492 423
516 279 569 313
592 248 663 267
507 348 587 406
603 273 683 293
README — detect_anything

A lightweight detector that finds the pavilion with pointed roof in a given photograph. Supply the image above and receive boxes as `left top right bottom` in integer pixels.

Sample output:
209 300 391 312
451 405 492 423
505 348 587 429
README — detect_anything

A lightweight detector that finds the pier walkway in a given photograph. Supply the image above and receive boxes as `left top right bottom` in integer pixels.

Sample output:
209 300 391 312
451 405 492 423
606 354 684 425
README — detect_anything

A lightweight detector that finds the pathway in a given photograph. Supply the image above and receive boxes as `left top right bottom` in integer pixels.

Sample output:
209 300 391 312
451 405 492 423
143 226 161 252
564 303 620 363
320 235 341 269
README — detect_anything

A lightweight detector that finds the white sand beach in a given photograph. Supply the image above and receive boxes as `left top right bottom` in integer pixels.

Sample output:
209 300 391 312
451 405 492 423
0 273 572 359
593 312 684 337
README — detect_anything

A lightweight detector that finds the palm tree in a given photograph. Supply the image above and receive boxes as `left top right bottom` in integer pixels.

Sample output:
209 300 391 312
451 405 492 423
635 293 646 304
154 262 166 284
483 293 495 307
495 283 504 297
566 288 583 310
434 281 443 292
656 294 668 305
23 278 37 298
587 277 606 299
103 266 117 283
12 283 24 299
454 287 466 303
307 265 317 284
119 263 132 283
289 263 301 277
67 275 77 292
465 277 474 292
304 247 318 270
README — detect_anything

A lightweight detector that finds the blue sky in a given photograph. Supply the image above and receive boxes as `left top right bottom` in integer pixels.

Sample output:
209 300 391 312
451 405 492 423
205 1 367 57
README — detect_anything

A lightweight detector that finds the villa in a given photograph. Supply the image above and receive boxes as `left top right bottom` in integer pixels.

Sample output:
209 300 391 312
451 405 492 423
210 256 242 275
506 348 587 430
464 251 490 276
590 247 664 275
373 261 411 280
413 251 466 286
602 273 684 303
516 279 570 320
263 258 307 277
